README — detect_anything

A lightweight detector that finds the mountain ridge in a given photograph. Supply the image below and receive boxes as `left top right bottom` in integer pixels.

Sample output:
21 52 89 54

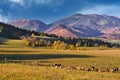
45 13 120 39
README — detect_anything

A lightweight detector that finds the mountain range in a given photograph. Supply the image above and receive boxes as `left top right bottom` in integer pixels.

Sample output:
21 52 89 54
7 14 120 39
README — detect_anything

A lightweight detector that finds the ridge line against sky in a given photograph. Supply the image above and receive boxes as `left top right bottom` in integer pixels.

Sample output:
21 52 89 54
0 0 120 23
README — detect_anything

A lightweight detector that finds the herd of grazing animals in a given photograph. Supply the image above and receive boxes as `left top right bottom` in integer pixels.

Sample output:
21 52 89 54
1 58 119 73
53 64 120 73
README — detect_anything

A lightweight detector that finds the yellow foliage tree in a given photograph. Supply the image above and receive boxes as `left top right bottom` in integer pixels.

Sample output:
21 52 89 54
31 33 35 37
68 44 75 50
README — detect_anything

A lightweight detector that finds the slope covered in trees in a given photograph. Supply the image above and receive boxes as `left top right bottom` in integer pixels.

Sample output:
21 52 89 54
0 22 32 39
24 34 120 49
0 22 60 39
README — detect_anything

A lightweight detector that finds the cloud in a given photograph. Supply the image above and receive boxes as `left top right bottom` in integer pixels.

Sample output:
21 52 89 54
80 5 120 16
8 0 63 7
0 8 8 23
0 14 8 23
9 0 24 6
34 0 54 4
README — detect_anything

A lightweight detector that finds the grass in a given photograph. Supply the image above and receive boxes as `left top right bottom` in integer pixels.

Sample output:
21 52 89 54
0 38 120 80
107 40 120 44
0 64 120 80
34 36 58 42
0 37 25 48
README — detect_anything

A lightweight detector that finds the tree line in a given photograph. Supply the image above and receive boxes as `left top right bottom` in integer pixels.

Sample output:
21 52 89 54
22 33 120 50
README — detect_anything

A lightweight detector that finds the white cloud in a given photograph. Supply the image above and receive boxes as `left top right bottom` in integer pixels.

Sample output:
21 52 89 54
35 0 54 4
80 5 120 16
9 0 24 6
8 0 61 7
0 14 8 23
9 0 23 3
0 8 8 23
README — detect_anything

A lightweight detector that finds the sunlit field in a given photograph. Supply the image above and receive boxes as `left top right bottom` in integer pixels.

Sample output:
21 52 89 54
0 38 120 80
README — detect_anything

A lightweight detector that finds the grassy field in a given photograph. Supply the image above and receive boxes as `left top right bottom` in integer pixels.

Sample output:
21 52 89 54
0 37 120 80
107 40 120 44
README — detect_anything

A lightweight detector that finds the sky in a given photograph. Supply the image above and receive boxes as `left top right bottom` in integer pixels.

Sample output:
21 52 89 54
0 0 120 24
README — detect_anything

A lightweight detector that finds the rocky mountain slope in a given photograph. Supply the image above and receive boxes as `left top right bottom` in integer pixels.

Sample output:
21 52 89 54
45 14 120 39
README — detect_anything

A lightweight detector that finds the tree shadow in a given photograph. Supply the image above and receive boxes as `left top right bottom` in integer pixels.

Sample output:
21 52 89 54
0 37 8 44
0 51 40 52
0 54 95 61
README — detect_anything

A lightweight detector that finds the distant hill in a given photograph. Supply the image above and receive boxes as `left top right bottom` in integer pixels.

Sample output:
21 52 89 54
0 22 34 39
45 14 120 39
9 20 49 32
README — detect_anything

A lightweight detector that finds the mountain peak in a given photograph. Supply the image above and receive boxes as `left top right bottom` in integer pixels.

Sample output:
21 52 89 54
9 20 49 32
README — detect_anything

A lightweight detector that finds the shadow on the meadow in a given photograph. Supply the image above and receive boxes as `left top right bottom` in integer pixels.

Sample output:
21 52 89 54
0 38 8 44
0 54 95 61
0 51 40 52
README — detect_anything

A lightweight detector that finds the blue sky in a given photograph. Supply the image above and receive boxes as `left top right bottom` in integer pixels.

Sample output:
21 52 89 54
0 0 120 24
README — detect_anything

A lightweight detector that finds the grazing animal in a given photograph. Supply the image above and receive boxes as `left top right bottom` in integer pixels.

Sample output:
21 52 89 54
54 66 62 69
53 64 62 68
110 68 119 72
80 66 85 71
95 69 99 72
91 66 95 71
115 68 119 72
85 66 95 71
54 64 61 67
85 68 92 71
76 66 81 70
98 69 106 72
54 64 62 69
